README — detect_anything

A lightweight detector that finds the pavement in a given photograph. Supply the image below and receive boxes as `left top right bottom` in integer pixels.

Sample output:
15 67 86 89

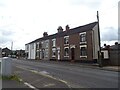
24 59 120 72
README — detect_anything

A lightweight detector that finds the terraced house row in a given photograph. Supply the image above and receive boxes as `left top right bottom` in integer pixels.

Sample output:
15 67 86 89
25 22 100 62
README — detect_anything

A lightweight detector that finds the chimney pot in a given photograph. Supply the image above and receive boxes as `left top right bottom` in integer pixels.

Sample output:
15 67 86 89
65 25 70 31
57 26 63 33
43 32 48 37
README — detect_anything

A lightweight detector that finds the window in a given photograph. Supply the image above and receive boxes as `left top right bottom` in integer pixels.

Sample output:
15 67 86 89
36 51 39 57
39 42 42 48
64 47 69 57
32 44 34 49
52 39 56 47
46 42 48 48
45 49 48 57
64 36 69 45
80 45 87 58
36 42 39 49
52 48 56 57
26 45 29 51
39 50 42 59
80 32 86 43
44 40 49 48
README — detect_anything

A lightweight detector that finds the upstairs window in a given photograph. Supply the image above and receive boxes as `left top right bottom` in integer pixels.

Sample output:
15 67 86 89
64 36 69 45
80 32 86 44
45 41 49 48
52 39 56 47
26 45 29 51
32 43 34 49
39 42 42 48
36 42 39 49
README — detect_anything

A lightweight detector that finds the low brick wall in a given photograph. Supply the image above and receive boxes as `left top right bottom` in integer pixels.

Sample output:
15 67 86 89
109 49 119 66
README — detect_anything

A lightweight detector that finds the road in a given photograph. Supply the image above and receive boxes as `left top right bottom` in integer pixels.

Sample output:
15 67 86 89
12 59 118 88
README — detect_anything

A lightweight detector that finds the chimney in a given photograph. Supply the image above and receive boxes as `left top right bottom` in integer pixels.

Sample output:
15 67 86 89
43 32 48 37
115 42 118 45
65 25 70 31
57 26 63 33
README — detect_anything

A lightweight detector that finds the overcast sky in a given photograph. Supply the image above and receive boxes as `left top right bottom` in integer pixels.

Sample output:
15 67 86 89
0 0 119 50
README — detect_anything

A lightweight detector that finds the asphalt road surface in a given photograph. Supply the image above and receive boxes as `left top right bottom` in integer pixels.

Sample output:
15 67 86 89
12 59 118 88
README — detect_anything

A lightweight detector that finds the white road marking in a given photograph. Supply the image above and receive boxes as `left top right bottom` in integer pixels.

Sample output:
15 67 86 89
24 82 38 90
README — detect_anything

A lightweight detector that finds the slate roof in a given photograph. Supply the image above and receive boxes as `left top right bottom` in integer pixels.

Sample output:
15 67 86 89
110 44 120 50
26 21 98 44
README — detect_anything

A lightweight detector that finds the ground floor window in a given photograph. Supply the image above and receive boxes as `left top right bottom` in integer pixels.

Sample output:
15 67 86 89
45 49 48 58
52 48 56 57
64 47 69 57
36 50 39 57
39 51 42 59
80 45 87 58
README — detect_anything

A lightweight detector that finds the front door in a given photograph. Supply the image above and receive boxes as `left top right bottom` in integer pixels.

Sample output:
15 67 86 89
57 47 60 60
71 48 75 60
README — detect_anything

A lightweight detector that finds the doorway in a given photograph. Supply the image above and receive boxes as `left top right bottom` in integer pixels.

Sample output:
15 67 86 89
71 48 75 60
57 47 60 60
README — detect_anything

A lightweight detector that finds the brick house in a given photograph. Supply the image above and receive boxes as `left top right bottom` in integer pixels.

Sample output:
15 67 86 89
2 47 11 57
25 22 100 62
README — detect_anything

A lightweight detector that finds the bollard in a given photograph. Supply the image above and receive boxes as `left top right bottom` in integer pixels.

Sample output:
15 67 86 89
0 57 12 76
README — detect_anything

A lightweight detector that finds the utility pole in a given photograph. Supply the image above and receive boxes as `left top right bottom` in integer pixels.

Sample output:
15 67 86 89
97 11 102 67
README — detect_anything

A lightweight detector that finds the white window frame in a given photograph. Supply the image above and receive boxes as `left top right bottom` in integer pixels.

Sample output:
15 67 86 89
79 32 87 44
52 39 56 47
64 47 69 57
52 48 56 57
64 36 69 45
80 45 87 58
45 40 49 48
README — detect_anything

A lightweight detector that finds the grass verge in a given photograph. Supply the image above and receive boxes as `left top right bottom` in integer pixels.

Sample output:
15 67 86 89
0 75 21 82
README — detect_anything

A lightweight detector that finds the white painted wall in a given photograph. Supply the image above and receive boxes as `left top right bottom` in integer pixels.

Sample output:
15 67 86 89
29 43 36 59
101 50 109 59
0 48 2 58
28 44 31 59
92 24 100 60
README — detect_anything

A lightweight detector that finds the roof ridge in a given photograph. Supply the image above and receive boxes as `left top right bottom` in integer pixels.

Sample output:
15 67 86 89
26 21 98 44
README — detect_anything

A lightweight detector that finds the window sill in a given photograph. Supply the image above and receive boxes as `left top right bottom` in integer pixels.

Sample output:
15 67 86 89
64 56 69 57
80 56 87 58
52 56 56 58
64 44 69 46
80 42 87 44
52 46 56 48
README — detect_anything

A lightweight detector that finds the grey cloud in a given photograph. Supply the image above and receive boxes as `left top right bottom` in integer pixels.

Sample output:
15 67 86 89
0 29 15 36
0 36 11 44
0 29 14 45
101 27 118 41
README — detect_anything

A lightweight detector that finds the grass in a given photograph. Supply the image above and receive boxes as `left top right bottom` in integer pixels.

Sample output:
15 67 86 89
0 75 21 82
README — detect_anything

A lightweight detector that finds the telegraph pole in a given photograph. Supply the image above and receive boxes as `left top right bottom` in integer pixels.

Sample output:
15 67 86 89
11 41 13 58
97 11 102 67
